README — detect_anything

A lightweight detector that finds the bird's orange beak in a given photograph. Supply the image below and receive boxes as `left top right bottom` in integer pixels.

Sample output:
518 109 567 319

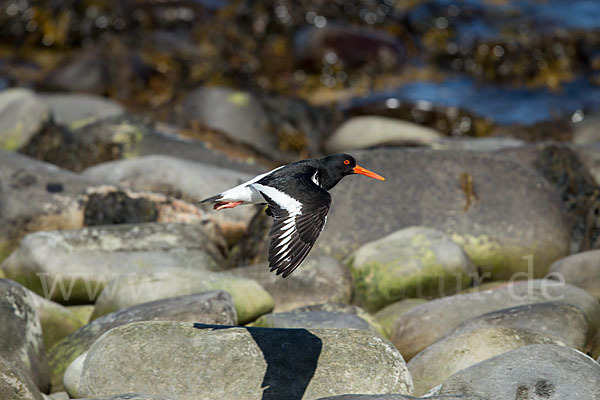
353 165 385 181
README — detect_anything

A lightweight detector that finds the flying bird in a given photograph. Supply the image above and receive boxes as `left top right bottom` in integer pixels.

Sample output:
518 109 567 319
200 154 385 277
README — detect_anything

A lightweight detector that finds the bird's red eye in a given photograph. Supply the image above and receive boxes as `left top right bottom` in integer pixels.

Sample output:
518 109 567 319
344 160 350 165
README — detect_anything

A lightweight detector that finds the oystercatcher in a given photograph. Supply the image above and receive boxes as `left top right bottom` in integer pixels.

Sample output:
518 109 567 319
200 154 385 277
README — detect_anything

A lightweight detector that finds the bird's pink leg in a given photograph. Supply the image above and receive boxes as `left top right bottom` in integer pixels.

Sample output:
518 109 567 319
214 201 243 211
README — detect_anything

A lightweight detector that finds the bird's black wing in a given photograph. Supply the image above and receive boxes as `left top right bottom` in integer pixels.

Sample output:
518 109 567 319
255 176 331 277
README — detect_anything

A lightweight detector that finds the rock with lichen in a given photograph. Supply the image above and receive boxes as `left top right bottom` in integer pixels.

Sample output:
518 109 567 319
0 279 49 392
0 150 220 263
75 322 413 399
1 223 226 304
48 291 237 393
314 148 570 281
348 226 476 312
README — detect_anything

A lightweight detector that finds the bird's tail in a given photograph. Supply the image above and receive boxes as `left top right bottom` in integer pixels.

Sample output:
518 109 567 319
199 194 222 203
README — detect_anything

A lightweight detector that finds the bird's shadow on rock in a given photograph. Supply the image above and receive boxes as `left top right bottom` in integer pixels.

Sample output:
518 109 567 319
193 323 322 400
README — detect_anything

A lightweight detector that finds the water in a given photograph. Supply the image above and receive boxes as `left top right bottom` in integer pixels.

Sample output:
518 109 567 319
346 75 600 126
412 0 600 42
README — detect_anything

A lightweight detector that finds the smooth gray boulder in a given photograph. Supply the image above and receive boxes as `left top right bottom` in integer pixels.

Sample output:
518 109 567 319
177 86 279 156
549 249 600 300
439 344 600 399
408 303 586 395
252 303 384 336
325 116 441 152
0 88 49 151
39 93 124 127
391 280 600 360
77 321 413 399
373 299 427 338
316 148 570 280
49 291 236 392
317 395 486 400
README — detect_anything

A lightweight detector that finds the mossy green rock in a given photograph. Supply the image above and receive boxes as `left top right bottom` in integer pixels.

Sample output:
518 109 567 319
317 148 570 280
1 222 226 303
592 329 600 362
349 226 476 311
0 355 44 400
67 305 94 326
29 291 89 350
0 279 49 392
77 322 412 399
91 269 273 324
49 291 236 393
391 280 600 360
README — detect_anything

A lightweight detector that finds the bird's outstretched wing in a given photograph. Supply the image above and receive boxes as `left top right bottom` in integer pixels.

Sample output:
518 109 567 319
254 178 331 277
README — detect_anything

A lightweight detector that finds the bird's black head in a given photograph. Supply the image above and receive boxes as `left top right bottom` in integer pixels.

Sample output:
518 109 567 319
322 154 357 176
319 153 385 190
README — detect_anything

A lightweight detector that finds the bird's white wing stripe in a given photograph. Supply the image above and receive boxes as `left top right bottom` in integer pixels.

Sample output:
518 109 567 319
281 221 296 231
279 227 295 239
276 234 294 247
275 243 290 256
253 183 303 216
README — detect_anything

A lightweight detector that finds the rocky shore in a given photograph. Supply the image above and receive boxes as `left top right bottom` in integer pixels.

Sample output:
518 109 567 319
2 1 600 399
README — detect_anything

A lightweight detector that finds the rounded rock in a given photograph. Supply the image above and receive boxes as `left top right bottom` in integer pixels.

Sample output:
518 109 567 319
0 279 49 391
0 88 49 151
349 226 476 311
317 148 570 281
391 280 600 360
325 116 441 153
49 290 236 392
439 344 600 399
78 321 413 399
548 249 600 300
228 256 352 312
